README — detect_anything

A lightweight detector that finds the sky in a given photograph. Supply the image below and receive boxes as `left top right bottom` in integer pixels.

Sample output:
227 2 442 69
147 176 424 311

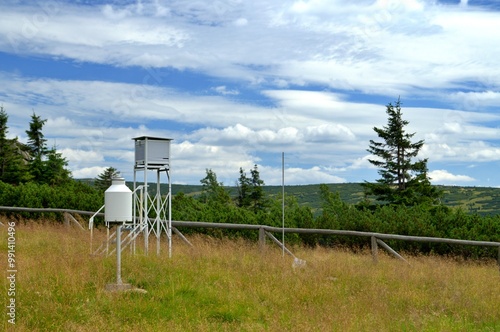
1 0 500 186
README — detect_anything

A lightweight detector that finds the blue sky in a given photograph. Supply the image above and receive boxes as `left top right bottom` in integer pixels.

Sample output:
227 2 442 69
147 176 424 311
1 0 500 186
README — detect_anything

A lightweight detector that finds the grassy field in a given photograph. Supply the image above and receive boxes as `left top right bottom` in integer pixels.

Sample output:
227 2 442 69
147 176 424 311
2 220 500 331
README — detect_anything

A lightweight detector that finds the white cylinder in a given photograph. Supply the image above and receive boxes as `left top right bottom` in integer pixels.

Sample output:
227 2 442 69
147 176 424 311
105 177 132 223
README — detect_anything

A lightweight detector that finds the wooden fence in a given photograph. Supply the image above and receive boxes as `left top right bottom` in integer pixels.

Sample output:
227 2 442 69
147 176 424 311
172 220 500 267
1 206 499 268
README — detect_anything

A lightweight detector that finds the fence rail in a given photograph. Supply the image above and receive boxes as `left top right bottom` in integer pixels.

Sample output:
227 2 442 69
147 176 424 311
1 206 499 268
172 220 500 248
0 206 102 216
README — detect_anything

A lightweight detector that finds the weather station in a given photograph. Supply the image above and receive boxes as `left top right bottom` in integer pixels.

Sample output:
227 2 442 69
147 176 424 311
88 136 173 292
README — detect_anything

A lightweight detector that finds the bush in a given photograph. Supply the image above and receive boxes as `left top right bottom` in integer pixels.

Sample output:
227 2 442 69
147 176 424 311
0 180 103 220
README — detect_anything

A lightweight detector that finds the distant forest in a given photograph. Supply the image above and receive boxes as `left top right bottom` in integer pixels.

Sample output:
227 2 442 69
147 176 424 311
167 182 500 216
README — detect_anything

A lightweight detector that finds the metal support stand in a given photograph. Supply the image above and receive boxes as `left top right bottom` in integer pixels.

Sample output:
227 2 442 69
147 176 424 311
133 136 173 257
116 225 123 284
106 225 132 292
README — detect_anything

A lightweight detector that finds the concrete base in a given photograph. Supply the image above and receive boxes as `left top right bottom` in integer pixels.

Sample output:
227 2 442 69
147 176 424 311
105 283 133 292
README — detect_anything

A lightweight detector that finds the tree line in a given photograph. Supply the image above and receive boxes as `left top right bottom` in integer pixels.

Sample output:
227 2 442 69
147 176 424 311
0 101 499 259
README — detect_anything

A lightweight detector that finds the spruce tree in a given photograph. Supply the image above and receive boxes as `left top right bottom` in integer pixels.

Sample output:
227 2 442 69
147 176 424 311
0 106 12 181
44 147 71 185
249 164 266 212
236 165 267 212
0 106 30 184
26 111 47 158
363 98 442 206
236 167 252 208
25 112 71 185
26 112 48 182
200 169 230 204
94 167 119 191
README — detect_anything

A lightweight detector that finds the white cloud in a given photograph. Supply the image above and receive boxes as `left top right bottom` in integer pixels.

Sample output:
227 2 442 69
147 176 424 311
282 166 345 185
191 122 356 149
422 137 500 163
212 86 240 95
72 166 108 179
102 4 134 20
304 123 355 142
261 165 345 185
233 18 248 26
450 91 500 110
428 170 475 184
173 140 256 185
347 155 376 170
60 148 104 164
192 124 301 148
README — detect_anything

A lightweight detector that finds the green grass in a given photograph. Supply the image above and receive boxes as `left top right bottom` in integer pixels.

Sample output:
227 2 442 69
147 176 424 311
2 221 500 331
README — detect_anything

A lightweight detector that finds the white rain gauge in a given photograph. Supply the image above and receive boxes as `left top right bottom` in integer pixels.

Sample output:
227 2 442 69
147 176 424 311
104 177 133 291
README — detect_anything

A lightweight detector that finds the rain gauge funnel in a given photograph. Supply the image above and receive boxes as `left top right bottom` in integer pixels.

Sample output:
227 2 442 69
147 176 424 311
105 177 133 292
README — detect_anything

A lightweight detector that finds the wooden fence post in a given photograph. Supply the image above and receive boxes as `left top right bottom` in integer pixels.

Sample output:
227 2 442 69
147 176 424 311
371 236 378 263
259 227 266 250
498 246 500 273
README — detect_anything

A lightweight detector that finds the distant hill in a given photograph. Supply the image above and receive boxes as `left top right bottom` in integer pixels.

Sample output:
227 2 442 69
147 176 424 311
168 183 500 216
91 180 500 216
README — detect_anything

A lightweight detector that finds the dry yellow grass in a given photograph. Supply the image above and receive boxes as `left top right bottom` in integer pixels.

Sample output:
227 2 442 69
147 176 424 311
1 219 500 331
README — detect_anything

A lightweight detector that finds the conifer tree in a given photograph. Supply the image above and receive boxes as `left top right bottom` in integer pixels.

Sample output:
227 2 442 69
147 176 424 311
0 106 30 184
249 164 266 212
25 112 71 185
236 165 267 212
0 106 13 181
94 167 119 191
26 112 48 182
200 169 230 204
363 98 442 206
44 147 71 185
26 111 47 158
236 167 252 208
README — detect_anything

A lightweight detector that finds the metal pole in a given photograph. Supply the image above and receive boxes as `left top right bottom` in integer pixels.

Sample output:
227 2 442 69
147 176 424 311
106 226 110 255
282 152 285 258
168 165 172 258
133 168 137 255
144 138 149 255
116 225 123 284
90 223 93 254
157 169 161 256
